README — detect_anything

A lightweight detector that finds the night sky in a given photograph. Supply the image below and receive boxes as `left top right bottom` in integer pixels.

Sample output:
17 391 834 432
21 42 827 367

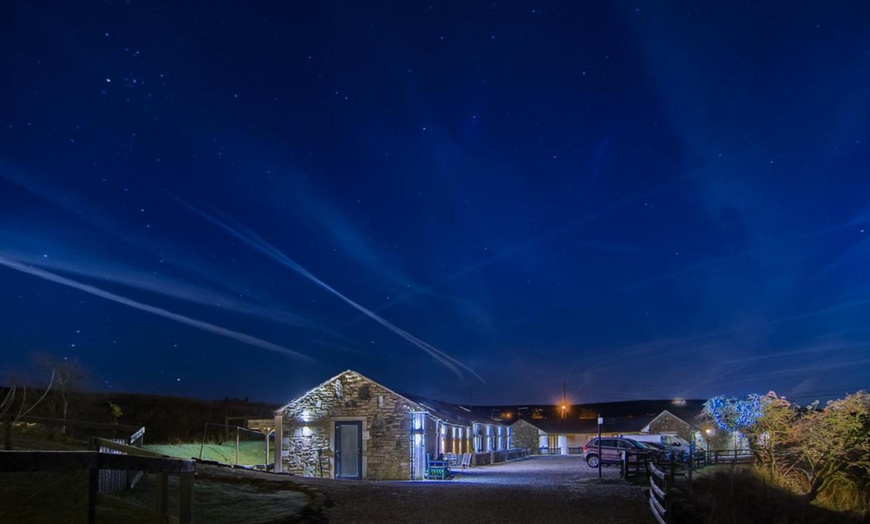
1 2 868 406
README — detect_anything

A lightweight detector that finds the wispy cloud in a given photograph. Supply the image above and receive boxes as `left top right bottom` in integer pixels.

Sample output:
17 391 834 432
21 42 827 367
181 200 484 382
0 255 313 361
282 175 436 296
0 162 270 306
0 241 312 329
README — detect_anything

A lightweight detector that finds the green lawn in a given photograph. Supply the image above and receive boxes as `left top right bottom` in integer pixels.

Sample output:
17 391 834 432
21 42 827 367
145 440 271 466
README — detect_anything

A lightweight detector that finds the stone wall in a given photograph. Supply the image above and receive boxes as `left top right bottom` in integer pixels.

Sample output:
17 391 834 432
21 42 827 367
649 411 694 442
280 371 415 480
510 419 541 451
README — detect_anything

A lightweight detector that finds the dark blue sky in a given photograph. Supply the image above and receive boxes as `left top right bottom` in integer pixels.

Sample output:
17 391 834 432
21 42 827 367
1 1 868 405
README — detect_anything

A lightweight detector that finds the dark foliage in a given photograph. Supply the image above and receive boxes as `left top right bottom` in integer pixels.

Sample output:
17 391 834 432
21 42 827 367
671 469 866 524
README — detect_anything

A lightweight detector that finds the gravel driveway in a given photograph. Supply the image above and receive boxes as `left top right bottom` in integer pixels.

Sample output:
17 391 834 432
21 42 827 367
296 455 655 523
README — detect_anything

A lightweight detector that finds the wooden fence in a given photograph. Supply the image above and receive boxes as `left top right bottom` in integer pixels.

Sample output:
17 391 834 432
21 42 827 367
0 442 195 524
536 446 583 455
7 416 148 494
648 458 677 524
620 450 651 479
703 448 754 465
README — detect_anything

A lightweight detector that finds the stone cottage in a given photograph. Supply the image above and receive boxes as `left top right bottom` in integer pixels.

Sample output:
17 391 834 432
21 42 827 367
273 370 507 480
640 410 696 442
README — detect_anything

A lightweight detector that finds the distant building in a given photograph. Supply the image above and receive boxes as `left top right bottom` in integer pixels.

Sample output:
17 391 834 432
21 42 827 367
509 400 707 455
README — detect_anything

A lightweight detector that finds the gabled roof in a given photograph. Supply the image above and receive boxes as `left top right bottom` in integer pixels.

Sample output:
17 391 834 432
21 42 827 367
276 369 416 413
640 409 698 432
277 370 503 429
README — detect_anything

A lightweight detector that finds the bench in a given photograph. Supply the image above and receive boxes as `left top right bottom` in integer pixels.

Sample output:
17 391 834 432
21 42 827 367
425 454 449 480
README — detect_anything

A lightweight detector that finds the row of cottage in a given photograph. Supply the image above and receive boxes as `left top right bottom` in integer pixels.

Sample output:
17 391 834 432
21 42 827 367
270 370 705 480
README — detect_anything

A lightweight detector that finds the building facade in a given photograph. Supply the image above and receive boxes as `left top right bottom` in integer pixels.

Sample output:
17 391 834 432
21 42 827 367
275 370 507 480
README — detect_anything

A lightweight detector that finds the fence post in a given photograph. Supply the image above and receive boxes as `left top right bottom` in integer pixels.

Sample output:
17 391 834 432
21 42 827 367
88 464 98 524
235 426 240 466
156 472 168 524
667 455 675 519
179 471 194 524
688 448 693 483
87 436 99 523
86 438 98 524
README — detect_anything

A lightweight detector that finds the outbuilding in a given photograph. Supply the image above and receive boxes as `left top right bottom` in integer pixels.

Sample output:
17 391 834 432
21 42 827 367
274 370 507 480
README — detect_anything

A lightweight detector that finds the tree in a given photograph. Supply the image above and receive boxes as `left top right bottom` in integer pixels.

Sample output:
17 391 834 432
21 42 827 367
32 353 88 421
789 391 870 505
711 390 870 515
702 393 771 449
743 392 799 488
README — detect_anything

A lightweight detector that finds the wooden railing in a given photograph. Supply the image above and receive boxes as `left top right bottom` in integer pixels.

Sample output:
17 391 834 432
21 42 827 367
0 442 195 524
648 458 677 524
620 450 650 479
704 448 754 465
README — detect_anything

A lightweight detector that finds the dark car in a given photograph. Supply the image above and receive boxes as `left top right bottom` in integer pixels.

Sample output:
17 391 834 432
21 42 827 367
581 437 651 468
639 441 672 462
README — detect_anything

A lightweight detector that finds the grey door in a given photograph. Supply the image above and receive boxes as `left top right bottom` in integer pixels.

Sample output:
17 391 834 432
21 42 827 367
335 421 362 479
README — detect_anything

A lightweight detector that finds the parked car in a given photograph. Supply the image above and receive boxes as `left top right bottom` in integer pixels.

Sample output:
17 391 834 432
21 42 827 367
622 433 692 460
581 437 652 468
625 434 692 462
638 441 683 463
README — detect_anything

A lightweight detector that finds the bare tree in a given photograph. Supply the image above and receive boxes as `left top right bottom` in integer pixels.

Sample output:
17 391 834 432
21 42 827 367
32 352 88 421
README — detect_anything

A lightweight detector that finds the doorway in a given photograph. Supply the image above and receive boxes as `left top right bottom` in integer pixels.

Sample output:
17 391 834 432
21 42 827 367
334 421 362 479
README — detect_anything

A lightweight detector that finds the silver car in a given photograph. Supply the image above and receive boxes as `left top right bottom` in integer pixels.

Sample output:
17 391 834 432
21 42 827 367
582 437 651 468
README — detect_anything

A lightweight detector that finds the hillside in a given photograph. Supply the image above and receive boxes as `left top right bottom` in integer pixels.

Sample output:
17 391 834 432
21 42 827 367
2 387 278 443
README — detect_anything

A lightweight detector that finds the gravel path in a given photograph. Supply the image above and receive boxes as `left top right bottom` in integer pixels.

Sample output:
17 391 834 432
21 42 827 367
296 455 655 523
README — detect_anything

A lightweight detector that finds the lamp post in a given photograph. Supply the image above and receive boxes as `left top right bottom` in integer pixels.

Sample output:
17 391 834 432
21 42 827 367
597 415 603 480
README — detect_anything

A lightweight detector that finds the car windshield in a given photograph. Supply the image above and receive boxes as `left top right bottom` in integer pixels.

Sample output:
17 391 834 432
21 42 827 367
633 441 649 449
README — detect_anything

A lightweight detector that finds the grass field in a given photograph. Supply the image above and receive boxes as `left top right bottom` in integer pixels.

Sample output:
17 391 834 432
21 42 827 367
145 439 271 466
109 470 309 524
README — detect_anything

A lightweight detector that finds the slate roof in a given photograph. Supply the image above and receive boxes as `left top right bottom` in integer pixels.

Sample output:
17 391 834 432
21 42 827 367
403 393 502 427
